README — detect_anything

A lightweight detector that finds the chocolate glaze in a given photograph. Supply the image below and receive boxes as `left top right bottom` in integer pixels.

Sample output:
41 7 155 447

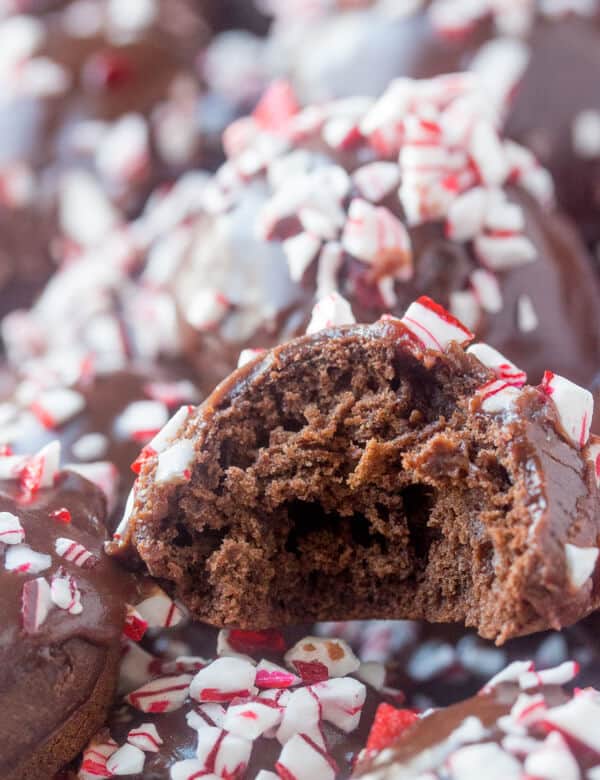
0 363 200 528
0 470 131 778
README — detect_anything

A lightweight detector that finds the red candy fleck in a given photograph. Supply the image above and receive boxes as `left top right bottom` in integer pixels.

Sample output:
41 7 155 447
131 445 156 474
124 609 149 642
0 444 13 456
198 688 253 703
365 704 418 753
85 50 134 91
227 628 287 655
293 660 330 684
50 507 72 524
253 80 300 132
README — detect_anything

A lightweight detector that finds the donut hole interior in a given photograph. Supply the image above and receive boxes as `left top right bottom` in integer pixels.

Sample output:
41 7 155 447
162 334 523 634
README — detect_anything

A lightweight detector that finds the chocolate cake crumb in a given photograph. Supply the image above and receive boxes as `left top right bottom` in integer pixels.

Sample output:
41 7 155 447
115 309 600 644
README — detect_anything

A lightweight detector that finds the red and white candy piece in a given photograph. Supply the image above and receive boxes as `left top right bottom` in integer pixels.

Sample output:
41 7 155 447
306 293 356 335
467 343 526 387
255 659 301 690
342 198 412 273
564 543 599 590
401 296 474 352
276 687 324 747
134 586 184 629
190 657 257 703
106 742 146 776
276 733 338 780
524 732 580 780
51 569 83 615
519 660 580 691
119 640 159 694
79 734 118 780
154 439 195 485
30 388 85 429
483 661 534 691
21 576 52 633
352 161 400 204
115 400 169 443
55 537 97 567
0 511 24 544
20 440 61 492
195 727 252 778
96 113 150 184
187 703 227 732
123 605 148 642
127 723 163 753
5 544 51 574
540 371 593 448
312 677 367 732
285 636 360 681
126 674 193 714
540 688 600 756
224 700 283 741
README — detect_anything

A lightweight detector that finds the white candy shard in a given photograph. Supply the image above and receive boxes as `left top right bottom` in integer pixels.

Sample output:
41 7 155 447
447 742 522 780
126 674 193 713
401 297 474 351
276 733 337 780
276 687 323 747
564 544 599 590
312 677 367 732
51 570 83 615
541 371 594 448
190 657 257 703
135 589 183 629
127 723 163 752
21 576 52 633
224 700 283 740
155 439 195 485
195 727 252 778
0 511 25 544
5 544 52 573
55 537 96 567
30 388 85 428
106 743 146 775
519 661 580 691
306 293 356 335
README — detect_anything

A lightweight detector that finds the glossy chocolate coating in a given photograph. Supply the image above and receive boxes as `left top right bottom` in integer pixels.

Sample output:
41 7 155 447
0 363 200 529
0 470 131 779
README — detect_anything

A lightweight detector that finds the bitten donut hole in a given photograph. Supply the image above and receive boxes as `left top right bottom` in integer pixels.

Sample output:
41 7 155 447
144 332 535 637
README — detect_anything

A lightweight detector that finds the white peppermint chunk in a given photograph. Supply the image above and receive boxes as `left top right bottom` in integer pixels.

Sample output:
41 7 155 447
127 723 163 752
447 742 522 780
0 511 25 544
306 293 356 335
224 700 283 740
106 743 146 775
155 440 195 485
276 733 336 780
190 657 257 703
541 372 593 448
564 544 599 590
5 544 51 574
